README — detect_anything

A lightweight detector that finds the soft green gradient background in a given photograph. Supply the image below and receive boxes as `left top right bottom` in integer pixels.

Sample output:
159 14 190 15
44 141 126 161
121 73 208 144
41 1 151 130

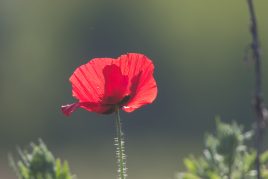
1 0 268 179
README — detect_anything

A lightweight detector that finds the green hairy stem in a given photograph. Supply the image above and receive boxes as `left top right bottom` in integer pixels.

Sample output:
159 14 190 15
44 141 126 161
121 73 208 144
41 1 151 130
114 108 127 179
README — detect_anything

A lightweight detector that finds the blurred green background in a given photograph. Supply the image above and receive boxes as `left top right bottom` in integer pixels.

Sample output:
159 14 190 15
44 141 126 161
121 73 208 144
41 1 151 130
1 0 268 178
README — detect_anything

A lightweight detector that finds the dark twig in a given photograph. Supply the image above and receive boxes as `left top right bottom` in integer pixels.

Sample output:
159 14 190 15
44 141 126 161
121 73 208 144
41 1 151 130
246 0 266 178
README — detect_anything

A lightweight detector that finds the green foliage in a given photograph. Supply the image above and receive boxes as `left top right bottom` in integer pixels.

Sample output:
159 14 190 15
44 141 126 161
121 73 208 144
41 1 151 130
177 118 268 179
9 140 76 179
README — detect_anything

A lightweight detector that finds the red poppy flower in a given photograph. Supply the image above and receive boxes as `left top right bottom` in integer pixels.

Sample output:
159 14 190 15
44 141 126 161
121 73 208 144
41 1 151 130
61 53 157 116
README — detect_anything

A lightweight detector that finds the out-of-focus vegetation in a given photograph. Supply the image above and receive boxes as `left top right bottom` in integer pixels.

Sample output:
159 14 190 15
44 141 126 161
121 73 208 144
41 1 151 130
177 119 268 179
9 140 75 179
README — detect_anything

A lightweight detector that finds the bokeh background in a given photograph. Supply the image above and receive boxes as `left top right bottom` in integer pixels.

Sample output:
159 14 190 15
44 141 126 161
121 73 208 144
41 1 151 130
1 0 268 178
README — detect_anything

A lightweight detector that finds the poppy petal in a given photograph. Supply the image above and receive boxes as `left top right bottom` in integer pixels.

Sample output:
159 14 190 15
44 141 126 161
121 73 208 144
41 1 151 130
102 64 129 104
118 53 157 112
122 77 157 112
61 103 80 116
61 102 115 116
70 58 115 102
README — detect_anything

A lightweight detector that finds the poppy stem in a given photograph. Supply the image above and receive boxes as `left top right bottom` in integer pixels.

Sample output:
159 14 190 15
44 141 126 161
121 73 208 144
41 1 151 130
114 107 127 179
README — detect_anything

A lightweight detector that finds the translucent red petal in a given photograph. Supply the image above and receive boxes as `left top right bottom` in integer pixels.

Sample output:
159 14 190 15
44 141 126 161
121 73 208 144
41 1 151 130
61 103 80 116
102 64 129 105
118 53 157 112
70 58 114 102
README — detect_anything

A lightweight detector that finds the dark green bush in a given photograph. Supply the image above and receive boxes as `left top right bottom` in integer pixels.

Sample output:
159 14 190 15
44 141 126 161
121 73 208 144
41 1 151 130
177 118 268 179
9 140 76 179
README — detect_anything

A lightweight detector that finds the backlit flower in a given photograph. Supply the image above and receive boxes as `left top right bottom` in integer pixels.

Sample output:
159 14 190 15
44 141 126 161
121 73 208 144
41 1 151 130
61 53 157 115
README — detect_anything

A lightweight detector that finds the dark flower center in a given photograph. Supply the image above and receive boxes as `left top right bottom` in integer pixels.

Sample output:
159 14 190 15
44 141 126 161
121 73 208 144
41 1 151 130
118 95 131 106
104 95 131 106
101 95 131 114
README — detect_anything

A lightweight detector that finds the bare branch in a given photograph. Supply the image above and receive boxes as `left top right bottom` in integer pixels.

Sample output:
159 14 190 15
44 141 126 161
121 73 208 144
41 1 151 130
246 0 266 178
